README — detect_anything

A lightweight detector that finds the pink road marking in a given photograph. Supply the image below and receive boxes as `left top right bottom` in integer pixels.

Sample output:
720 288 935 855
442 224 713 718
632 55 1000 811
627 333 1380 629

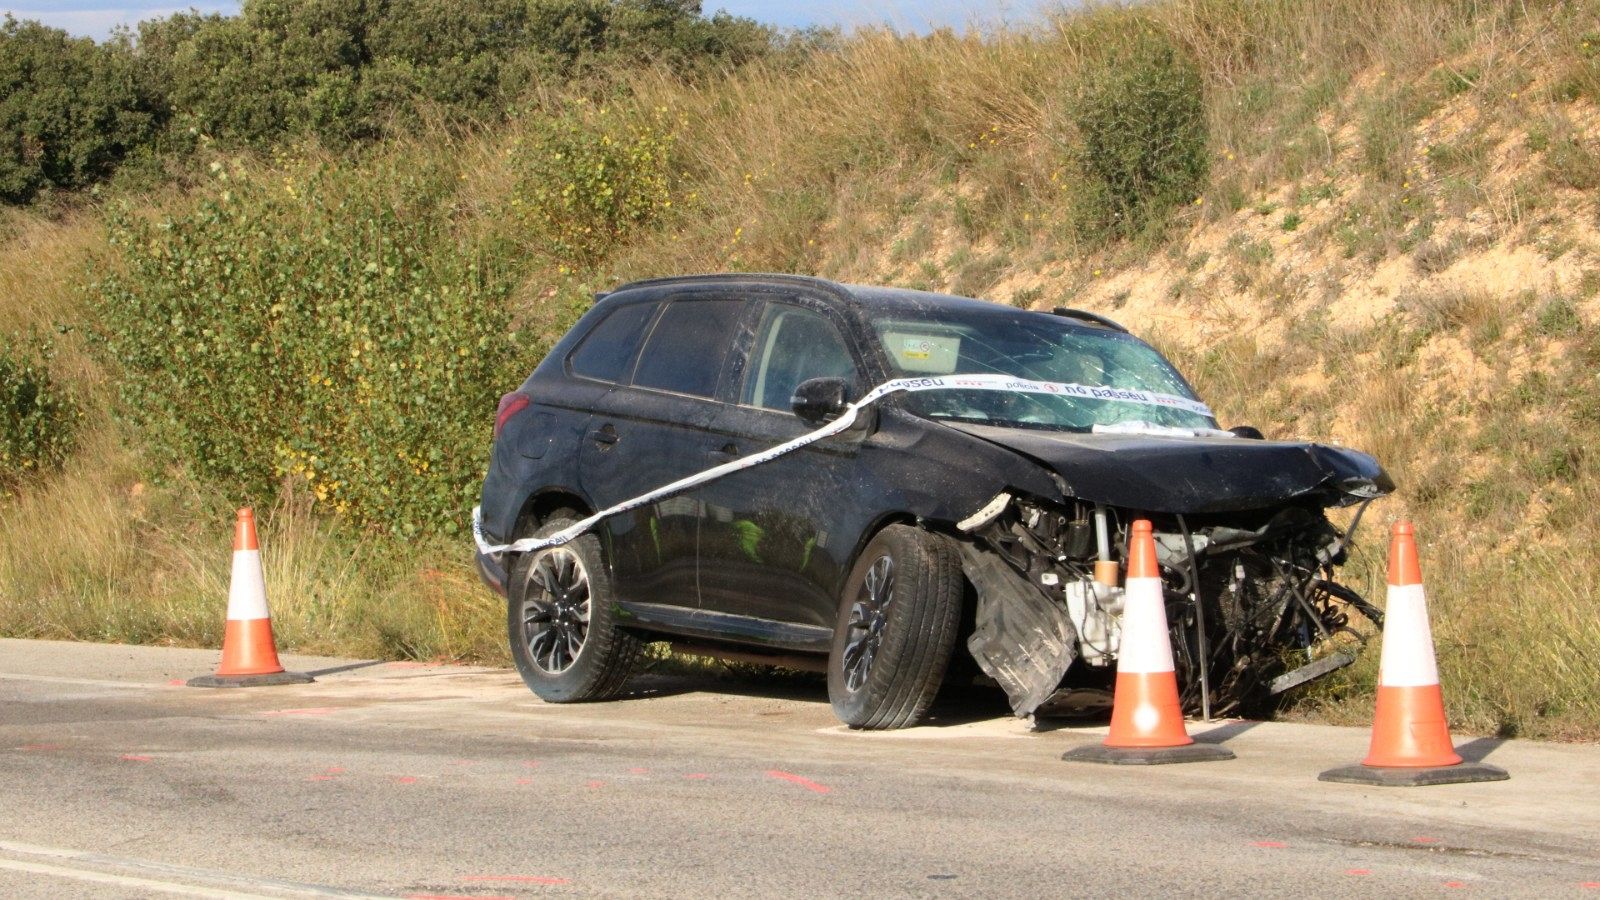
515 777 535 785
1580 882 1600 889
1443 881 1466 889
766 770 831 794
393 776 419 785
1346 869 1372 876
1251 841 1287 849
18 743 64 751
120 754 152 762
684 773 709 780
628 767 649 775
324 767 346 774
166 679 185 687
1412 837 1440 844
585 780 605 789
259 707 339 717
463 875 570 885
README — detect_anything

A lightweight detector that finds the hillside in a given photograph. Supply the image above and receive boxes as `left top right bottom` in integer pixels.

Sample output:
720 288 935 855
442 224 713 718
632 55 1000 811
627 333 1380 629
2 0 1598 738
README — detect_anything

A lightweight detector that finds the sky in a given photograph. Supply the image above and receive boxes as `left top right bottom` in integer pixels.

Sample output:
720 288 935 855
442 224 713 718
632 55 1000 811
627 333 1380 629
3 1 1052 41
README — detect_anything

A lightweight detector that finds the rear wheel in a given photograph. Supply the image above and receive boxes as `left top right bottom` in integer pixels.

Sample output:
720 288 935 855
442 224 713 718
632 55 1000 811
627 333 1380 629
827 524 964 729
507 512 640 702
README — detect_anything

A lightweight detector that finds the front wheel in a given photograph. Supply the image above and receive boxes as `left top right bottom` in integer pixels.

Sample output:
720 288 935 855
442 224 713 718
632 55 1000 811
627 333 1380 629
827 524 964 729
507 513 640 703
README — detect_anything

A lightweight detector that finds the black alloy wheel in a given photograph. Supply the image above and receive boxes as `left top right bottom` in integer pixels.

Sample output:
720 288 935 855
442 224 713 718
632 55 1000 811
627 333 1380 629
827 524 964 729
507 512 641 703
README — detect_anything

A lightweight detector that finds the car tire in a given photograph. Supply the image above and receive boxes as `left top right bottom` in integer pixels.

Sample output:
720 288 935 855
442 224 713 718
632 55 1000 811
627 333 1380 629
507 511 641 703
827 524 964 729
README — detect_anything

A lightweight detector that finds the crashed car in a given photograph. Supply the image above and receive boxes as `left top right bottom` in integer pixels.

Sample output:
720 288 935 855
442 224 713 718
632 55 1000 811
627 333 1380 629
474 274 1392 728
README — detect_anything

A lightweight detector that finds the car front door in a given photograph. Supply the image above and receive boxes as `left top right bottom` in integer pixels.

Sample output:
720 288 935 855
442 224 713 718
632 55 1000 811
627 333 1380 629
695 299 878 649
577 295 744 614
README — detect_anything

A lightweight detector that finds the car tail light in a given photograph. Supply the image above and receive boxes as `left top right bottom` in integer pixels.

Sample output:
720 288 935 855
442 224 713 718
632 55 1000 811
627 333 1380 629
494 392 531 439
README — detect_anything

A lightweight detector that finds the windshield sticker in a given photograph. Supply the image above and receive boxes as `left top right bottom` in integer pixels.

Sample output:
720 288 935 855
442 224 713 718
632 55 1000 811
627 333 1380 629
884 331 960 374
474 374 1216 557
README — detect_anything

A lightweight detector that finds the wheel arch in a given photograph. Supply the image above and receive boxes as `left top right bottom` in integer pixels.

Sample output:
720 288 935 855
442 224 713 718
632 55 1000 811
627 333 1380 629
513 488 595 538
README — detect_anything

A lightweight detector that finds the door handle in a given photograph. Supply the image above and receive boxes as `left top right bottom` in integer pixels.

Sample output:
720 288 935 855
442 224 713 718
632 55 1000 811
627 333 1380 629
590 424 619 448
710 441 739 457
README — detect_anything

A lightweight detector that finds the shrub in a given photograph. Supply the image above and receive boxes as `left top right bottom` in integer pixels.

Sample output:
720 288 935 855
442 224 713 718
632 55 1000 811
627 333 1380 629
0 332 77 493
1068 30 1209 240
509 101 677 266
96 154 521 535
0 17 162 203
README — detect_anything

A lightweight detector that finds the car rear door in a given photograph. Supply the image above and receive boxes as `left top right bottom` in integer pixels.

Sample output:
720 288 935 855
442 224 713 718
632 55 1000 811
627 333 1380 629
576 294 744 612
694 298 879 647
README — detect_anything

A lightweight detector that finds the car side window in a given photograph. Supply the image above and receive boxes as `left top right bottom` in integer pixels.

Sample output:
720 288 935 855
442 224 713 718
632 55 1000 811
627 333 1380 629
568 302 657 383
741 304 858 411
630 298 742 398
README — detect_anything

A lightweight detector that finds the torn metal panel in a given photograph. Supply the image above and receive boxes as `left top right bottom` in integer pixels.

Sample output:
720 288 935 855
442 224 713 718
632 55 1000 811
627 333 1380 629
959 543 1077 718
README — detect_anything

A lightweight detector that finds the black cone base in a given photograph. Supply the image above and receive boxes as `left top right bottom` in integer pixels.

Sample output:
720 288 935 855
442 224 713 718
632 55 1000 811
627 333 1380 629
1062 742 1236 765
187 670 314 688
1318 762 1509 786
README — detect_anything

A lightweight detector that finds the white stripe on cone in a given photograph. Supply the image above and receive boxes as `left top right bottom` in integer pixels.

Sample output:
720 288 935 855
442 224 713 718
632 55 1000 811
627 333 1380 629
225 549 271 622
1113 574 1175 674
1377 583 1440 687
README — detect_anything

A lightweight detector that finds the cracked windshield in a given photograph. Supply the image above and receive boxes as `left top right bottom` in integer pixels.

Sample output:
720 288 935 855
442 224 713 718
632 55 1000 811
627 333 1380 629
871 308 1214 432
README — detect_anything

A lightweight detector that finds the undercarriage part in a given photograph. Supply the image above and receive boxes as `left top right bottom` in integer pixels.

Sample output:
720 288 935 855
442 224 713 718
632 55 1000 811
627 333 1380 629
1268 651 1355 695
666 641 828 674
1032 687 1114 718
958 543 1078 718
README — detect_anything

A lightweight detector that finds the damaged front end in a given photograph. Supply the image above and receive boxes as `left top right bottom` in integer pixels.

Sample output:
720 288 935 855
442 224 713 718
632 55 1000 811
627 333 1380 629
955 490 1386 720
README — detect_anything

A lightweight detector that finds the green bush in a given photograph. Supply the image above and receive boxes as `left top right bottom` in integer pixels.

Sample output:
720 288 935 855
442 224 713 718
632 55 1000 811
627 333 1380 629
1069 31 1209 240
139 0 769 153
0 332 77 493
1 1 771 205
96 155 521 535
509 100 677 266
0 17 162 203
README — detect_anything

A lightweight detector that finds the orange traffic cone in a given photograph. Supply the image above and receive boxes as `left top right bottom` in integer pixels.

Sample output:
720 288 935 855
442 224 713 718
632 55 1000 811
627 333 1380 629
1319 521 1506 786
188 508 313 688
1064 519 1232 765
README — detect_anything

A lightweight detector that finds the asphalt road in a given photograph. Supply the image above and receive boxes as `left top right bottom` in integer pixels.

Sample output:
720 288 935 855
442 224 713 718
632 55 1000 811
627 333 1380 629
2 638 1597 898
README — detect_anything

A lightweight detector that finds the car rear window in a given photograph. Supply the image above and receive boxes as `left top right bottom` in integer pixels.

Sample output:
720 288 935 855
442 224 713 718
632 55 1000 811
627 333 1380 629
631 299 742 398
568 302 657 383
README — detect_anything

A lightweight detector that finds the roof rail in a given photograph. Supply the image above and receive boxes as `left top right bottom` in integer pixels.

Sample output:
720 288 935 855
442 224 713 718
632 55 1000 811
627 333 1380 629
1052 306 1129 332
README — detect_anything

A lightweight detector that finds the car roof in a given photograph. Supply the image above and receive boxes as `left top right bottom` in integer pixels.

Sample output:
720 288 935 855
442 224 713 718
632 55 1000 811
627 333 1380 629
603 273 1124 330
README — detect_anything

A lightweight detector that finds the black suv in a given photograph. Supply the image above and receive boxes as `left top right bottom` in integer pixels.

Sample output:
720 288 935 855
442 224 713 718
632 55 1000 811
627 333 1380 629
476 275 1391 728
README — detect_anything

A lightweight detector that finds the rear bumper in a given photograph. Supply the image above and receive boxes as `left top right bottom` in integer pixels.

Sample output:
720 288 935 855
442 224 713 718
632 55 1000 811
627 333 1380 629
474 549 508 597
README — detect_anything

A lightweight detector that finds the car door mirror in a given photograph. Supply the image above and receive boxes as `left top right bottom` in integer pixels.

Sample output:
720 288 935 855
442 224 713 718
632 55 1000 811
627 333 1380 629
792 377 849 425
1229 425 1265 440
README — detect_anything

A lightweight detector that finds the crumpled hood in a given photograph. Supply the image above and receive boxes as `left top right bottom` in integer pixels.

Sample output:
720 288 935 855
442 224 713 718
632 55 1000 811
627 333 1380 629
945 423 1393 513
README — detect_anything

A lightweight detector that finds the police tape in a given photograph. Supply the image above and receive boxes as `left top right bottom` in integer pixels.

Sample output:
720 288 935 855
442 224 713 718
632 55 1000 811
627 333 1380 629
471 373 1219 556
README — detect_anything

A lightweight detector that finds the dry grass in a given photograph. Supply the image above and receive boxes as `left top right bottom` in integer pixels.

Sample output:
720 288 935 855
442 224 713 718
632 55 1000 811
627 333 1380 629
0 431 506 662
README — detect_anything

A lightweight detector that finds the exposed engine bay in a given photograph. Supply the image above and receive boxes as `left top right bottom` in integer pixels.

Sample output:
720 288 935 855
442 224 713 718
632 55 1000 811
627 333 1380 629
956 491 1383 719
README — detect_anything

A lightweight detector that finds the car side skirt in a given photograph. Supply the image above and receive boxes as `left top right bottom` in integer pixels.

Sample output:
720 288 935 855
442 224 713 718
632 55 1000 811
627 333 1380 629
617 601 833 653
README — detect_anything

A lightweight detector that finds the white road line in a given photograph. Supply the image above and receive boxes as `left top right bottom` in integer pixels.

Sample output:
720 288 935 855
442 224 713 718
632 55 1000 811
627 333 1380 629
0 857 277 898
0 840 391 899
